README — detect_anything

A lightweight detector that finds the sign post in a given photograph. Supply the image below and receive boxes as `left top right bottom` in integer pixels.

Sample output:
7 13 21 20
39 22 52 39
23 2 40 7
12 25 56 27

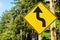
38 35 41 40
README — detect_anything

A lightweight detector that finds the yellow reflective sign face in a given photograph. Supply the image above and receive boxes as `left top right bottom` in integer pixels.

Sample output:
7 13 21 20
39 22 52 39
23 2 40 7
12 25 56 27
24 2 56 34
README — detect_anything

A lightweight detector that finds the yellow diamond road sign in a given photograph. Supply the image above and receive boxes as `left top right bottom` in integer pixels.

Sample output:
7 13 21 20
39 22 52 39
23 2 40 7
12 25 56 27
24 2 56 34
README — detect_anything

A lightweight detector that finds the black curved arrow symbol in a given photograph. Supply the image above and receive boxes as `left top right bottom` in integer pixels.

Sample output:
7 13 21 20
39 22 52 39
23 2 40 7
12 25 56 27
34 7 46 27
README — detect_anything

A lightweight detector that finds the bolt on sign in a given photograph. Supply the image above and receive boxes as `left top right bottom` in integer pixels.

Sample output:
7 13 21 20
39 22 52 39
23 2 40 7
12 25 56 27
24 2 56 34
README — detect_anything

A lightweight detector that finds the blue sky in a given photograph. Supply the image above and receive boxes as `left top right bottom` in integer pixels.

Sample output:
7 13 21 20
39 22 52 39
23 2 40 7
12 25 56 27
0 0 14 17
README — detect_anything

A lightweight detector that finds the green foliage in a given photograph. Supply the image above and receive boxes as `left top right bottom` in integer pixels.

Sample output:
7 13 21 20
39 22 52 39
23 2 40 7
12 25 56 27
55 0 60 20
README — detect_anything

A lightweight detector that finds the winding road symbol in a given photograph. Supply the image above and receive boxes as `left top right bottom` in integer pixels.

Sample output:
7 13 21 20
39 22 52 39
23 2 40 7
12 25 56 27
34 7 46 27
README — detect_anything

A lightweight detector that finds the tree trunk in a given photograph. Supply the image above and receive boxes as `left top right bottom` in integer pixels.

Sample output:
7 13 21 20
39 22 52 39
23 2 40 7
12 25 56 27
50 0 56 40
32 30 35 40
20 29 22 40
